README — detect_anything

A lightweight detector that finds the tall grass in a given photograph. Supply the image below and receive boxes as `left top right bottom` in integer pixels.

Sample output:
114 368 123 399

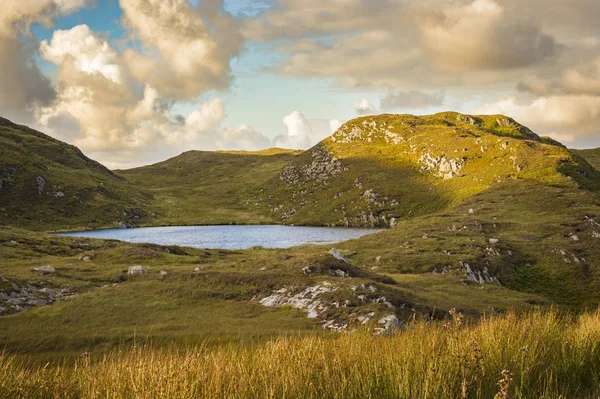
1 309 599 398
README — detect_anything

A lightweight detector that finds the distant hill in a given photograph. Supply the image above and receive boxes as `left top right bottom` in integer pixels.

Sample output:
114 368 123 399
118 148 301 226
574 148 600 171
0 117 151 230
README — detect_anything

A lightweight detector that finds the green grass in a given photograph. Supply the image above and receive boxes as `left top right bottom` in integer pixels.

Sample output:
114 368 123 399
1 309 599 398
0 227 549 361
0 118 152 231
116 149 300 226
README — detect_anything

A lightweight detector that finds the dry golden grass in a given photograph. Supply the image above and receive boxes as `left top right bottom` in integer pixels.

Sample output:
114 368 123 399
1 309 599 398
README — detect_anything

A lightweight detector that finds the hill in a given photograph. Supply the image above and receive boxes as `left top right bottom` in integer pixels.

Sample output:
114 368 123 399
574 147 600 171
260 112 600 227
117 148 300 226
0 118 152 231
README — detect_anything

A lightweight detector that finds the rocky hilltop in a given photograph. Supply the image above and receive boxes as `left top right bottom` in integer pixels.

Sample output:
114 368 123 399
262 112 598 227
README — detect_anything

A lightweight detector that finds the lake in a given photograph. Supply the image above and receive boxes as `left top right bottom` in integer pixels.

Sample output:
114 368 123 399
59 225 382 250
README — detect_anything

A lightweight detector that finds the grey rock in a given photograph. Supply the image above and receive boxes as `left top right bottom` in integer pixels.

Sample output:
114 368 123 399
128 265 148 275
375 315 404 335
329 248 348 263
7 298 22 306
36 176 46 194
33 265 56 274
118 221 128 229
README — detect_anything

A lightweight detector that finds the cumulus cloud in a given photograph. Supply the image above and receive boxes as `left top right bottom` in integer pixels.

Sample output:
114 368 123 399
380 91 444 111
353 99 375 115
417 0 558 71
477 95 600 144
273 111 340 149
561 58 600 95
246 0 568 90
32 21 266 168
0 0 88 124
120 0 243 100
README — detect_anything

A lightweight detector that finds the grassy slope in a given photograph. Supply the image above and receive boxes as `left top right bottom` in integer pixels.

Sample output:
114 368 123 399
117 149 300 226
0 227 544 360
574 147 600 170
261 112 599 227
0 118 152 231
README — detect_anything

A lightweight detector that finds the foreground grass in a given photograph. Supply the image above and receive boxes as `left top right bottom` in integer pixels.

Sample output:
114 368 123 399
2 309 599 399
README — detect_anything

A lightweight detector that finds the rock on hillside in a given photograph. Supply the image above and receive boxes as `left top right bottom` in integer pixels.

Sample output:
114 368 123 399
0 117 151 230
262 112 600 227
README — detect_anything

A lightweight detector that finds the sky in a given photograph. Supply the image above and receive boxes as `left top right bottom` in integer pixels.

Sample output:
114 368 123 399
1 0 600 168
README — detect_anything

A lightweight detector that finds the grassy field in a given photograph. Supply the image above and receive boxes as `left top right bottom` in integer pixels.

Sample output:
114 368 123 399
1 309 599 398
0 226 548 363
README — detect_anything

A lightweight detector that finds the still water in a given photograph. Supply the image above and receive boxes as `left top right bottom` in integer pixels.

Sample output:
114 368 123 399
59 225 382 250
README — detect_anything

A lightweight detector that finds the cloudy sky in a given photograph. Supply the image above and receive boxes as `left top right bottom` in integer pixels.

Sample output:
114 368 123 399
2 0 600 168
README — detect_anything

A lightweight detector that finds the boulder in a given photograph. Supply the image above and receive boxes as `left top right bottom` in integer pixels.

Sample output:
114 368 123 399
118 221 128 229
128 265 148 275
375 314 405 335
329 248 348 263
32 265 56 274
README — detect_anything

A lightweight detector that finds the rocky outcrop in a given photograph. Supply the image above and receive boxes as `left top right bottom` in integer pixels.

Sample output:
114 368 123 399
280 146 344 186
259 281 410 333
461 262 501 285
419 153 465 179
0 277 77 315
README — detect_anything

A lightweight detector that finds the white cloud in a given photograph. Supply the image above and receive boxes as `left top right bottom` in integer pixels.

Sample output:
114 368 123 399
353 99 375 115
418 0 557 72
273 111 340 149
40 25 123 84
477 95 600 144
0 0 88 124
120 0 243 100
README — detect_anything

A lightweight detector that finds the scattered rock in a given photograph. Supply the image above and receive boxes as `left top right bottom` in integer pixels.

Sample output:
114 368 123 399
0 277 77 315
259 266 268 271
488 238 500 244
32 265 56 275
128 265 148 275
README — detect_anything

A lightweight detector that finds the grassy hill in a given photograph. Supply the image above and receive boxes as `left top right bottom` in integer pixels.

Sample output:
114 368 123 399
261 112 600 227
0 118 152 231
117 148 300 226
574 147 600 171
